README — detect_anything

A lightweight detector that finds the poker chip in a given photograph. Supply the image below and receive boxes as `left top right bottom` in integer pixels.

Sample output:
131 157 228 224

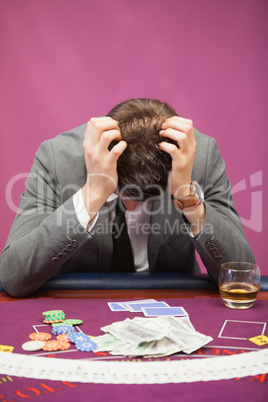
22 340 45 351
42 340 71 351
43 319 63 324
67 332 90 344
43 313 65 321
44 314 65 321
42 310 65 323
42 310 65 316
52 325 75 336
56 334 71 342
62 319 83 326
75 340 97 352
29 332 52 341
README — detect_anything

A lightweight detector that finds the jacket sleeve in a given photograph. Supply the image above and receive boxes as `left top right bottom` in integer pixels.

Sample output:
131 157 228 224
191 136 255 283
0 140 91 297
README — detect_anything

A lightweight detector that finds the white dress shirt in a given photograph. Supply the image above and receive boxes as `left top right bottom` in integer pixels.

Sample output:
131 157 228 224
72 189 152 272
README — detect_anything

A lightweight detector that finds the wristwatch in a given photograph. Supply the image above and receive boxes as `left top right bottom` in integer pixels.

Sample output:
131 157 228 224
174 181 204 210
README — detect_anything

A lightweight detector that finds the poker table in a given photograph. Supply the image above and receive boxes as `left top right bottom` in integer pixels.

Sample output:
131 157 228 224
0 274 268 402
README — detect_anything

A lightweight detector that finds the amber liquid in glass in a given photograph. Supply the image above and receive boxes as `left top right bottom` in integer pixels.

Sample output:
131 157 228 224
220 282 259 309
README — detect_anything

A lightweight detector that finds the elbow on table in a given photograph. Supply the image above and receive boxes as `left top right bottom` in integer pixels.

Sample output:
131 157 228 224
0 243 52 297
0 277 43 298
0 258 41 298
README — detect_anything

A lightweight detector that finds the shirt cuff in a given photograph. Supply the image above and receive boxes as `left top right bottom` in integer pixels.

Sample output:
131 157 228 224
72 189 99 232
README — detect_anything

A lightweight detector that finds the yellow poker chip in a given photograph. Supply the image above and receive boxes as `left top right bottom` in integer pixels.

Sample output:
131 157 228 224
29 332 52 341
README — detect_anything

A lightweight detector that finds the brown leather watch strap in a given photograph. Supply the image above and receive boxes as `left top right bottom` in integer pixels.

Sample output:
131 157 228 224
174 181 201 210
176 195 200 209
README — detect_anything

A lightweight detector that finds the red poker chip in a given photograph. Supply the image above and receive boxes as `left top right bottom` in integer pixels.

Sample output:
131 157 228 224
43 319 63 324
42 340 70 351
29 332 52 341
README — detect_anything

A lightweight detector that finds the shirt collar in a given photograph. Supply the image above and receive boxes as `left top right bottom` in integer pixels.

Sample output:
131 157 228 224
107 193 118 202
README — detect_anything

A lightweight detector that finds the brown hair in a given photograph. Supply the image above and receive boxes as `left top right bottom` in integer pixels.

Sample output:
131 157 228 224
107 98 178 199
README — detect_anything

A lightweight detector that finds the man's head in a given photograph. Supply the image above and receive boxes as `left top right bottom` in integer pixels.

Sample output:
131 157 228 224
107 98 178 200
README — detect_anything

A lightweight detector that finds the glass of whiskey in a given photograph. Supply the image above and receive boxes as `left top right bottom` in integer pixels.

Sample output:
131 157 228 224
219 262 260 309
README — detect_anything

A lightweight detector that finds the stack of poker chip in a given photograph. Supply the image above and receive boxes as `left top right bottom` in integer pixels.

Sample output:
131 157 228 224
67 332 97 352
42 310 65 323
22 309 97 353
52 325 75 336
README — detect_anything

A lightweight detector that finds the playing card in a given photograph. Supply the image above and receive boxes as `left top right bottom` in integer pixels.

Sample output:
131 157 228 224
108 302 129 312
142 306 188 317
108 299 158 312
118 299 158 311
125 301 170 313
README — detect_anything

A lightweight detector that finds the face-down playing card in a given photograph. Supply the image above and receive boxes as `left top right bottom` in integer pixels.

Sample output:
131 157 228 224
108 299 158 312
142 306 188 317
125 301 170 313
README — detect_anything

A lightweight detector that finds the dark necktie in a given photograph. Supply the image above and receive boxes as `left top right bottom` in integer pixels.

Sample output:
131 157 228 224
109 198 135 272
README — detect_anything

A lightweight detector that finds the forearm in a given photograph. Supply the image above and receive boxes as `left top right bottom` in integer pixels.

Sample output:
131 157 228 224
174 201 206 237
191 202 255 283
0 197 91 297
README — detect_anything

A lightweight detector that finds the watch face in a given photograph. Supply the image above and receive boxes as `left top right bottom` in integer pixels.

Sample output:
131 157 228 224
192 180 204 200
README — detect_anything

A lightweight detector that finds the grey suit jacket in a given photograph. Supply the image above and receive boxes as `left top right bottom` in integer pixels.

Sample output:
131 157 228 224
0 124 255 296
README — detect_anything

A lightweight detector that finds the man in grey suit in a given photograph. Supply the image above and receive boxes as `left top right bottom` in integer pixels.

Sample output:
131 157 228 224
0 98 254 297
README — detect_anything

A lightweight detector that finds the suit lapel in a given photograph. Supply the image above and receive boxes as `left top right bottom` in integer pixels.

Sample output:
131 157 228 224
95 203 113 272
148 191 173 272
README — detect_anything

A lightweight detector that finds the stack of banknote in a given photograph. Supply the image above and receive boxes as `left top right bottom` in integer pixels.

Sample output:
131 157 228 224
93 316 213 358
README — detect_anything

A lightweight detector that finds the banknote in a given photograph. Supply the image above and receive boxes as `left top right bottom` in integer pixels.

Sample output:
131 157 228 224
95 316 212 357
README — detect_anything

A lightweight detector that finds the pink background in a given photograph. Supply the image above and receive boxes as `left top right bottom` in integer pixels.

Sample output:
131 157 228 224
1 0 267 274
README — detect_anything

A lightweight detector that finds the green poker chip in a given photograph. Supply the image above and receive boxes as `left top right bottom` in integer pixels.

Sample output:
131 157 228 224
62 319 83 326
42 310 65 316
51 323 73 327
42 310 65 323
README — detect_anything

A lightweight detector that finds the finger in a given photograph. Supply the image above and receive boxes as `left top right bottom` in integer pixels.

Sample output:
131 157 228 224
162 116 194 138
84 117 119 144
158 141 179 159
160 128 188 149
90 116 119 130
98 129 122 153
162 116 193 128
108 140 127 162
